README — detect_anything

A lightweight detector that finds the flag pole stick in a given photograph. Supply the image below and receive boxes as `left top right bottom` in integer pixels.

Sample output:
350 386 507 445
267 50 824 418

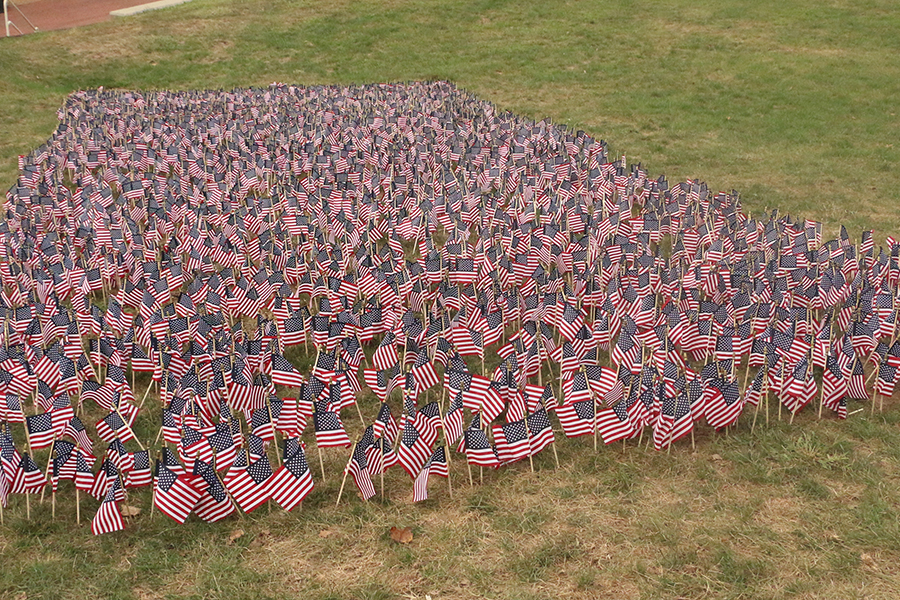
524 419 535 473
40 434 58 504
741 356 752 398
150 454 160 516
75 488 80 524
550 431 560 469
819 319 835 418
265 397 282 466
379 438 386 500
751 378 765 434
317 441 326 483
777 375 783 421
436 392 453 498
335 440 355 507
114 405 145 451
139 377 155 409
817 375 827 419
870 384 879 417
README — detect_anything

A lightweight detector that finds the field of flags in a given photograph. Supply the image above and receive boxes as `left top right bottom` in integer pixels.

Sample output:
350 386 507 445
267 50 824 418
1 81 898 534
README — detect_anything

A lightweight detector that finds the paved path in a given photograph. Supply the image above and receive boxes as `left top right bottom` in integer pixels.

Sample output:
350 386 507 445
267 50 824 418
3 0 158 37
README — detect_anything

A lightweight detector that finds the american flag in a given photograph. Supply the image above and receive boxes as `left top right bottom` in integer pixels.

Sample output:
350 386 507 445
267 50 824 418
226 453 274 514
413 446 448 503
492 418 531 465
26 412 56 449
269 439 315 511
125 450 152 488
556 397 595 438
313 410 351 448
91 480 125 535
269 354 305 388
95 410 134 444
443 393 465 446
821 354 848 419
398 414 433 479
10 453 47 495
346 429 376 501
653 392 693 451
526 405 555 456
595 399 638 445
704 380 743 430
153 461 202 524
372 402 399 444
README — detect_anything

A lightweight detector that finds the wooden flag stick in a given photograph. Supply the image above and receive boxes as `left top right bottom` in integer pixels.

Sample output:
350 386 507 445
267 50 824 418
265 398 282 467
75 488 80 525
41 435 58 504
870 385 879 417
380 438 386 501
777 378 783 421
550 432 561 469
353 394 366 427
817 375 827 419
114 406 146 451
751 383 764 434
335 441 356 507
741 357 752 398
150 454 160 516
317 441 326 483
138 378 155 409
524 421 535 473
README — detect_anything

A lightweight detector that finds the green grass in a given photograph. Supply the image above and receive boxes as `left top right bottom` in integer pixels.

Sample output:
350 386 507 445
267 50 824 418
5 386 900 599
2 0 900 239
3 0 900 598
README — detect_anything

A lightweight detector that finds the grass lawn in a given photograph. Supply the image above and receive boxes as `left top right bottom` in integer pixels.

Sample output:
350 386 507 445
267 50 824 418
2 1 900 598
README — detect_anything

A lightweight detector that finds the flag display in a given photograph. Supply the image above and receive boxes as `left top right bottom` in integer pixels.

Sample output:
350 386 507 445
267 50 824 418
0 81 895 532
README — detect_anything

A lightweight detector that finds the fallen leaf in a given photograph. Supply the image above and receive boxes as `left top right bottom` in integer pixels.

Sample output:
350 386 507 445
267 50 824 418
227 529 244 545
390 526 413 544
319 529 334 538
249 528 271 548
711 454 722 461
120 505 141 517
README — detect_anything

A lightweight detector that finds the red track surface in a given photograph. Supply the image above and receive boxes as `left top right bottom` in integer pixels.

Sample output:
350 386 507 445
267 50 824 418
3 0 150 37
